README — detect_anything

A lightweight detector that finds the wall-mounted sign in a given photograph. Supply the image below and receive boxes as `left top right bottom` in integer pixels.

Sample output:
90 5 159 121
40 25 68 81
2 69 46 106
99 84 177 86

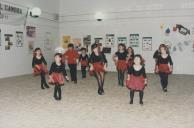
0 3 22 14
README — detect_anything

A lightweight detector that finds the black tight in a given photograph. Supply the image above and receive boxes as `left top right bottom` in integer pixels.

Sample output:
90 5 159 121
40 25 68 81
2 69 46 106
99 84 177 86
40 72 49 89
54 85 61 100
130 90 144 104
68 64 77 82
94 71 105 95
81 66 87 78
159 72 168 89
117 70 125 86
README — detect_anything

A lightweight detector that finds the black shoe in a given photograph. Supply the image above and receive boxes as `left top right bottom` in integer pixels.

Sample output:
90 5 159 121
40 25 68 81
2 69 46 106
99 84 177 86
140 101 144 105
41 84 45 89
163 88 167 92
98 89 103 95
129 101 133 104
74 81 77 84
44 83 50 88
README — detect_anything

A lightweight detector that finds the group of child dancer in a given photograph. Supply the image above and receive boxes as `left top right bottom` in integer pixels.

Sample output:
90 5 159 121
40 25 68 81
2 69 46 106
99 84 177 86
32 42 173 105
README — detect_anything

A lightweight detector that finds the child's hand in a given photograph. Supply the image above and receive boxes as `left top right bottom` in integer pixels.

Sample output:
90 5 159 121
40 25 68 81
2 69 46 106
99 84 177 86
104 65 107 71
65 76 70 81
90 65 94 71
144 79 148 85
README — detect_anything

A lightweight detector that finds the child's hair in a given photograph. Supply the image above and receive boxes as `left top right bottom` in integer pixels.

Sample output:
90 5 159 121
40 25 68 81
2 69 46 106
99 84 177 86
133 54 145 65
33 47 42 57
117 43 126 51
54 53 63 63
159 44 169 54
91 43 98 51
127 46 134 55
68 43 74 48
80 47 87 51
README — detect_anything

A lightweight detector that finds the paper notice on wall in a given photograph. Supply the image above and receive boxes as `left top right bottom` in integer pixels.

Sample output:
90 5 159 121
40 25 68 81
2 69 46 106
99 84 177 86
44 32 52 51
62 36 71 49
105 34 115 47
129 34 139 47
94 37 103 44
142 37 152 51
15 31 24 47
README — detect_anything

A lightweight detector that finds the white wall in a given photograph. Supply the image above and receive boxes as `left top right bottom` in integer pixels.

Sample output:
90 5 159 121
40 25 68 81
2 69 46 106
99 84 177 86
0 0 59 78
59 0 194 75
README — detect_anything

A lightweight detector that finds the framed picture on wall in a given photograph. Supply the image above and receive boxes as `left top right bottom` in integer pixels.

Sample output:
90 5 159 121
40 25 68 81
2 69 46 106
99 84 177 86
73 38 81 51
83 35 91 46
16 31 24 47
117 37 127 45
105 34 115 47
62 35 71 49
142 37 152 51
4 34 13 50
129 34 139 47
94 37 103 44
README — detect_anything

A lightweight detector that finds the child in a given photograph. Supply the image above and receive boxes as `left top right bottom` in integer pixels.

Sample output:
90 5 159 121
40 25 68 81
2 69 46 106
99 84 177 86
89 43 107 95
153 44 164 73
155 44 173 92
32 48 49 89
113 43 128 86
78 47 89 78
49 53 69 100
126 54 147 105
127 47 134 69
63 43 79 84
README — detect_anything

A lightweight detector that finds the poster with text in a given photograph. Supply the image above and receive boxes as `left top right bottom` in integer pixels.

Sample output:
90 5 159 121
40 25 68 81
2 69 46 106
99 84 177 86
26 26 36 38
83 35 91 46
117 37 127 45
44 32 52 51
129 34 139 47
73 38 81 51
4 34 13 50
105 34 115 47
62 36 71 49
142 37 152 51
16 31 24 47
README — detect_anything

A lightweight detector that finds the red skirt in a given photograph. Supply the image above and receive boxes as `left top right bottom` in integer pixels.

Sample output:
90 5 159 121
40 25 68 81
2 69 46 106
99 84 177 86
48 73 65 85
117 60 127 71
158 64 171 73
81 60 88 67
126 75 145 91
33 64 48 76
93 62 105 72
127 60 133 68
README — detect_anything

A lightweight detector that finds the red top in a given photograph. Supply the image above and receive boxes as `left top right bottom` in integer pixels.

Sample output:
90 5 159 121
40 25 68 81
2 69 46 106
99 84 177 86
64 50 79 64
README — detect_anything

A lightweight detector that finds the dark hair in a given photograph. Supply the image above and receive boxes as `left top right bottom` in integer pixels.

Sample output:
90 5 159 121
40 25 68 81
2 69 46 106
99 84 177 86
34 47 41 52
81 47 87 51
117 43 126 51
133 54 145 65
159 44 169 54
33 48 42 57
127 47 134 56
91 43 98 51
68 43 74 48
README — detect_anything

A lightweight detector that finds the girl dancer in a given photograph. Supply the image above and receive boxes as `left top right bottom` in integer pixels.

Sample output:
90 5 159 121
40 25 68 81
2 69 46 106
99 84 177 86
127 47 135 69
113 43 128 86
89 43 107 95
153 44 163 73
49 53 69 100
32 48 49 89
63 43 79 84
78 47 89 78
155 44 173 92
126 54 147 105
